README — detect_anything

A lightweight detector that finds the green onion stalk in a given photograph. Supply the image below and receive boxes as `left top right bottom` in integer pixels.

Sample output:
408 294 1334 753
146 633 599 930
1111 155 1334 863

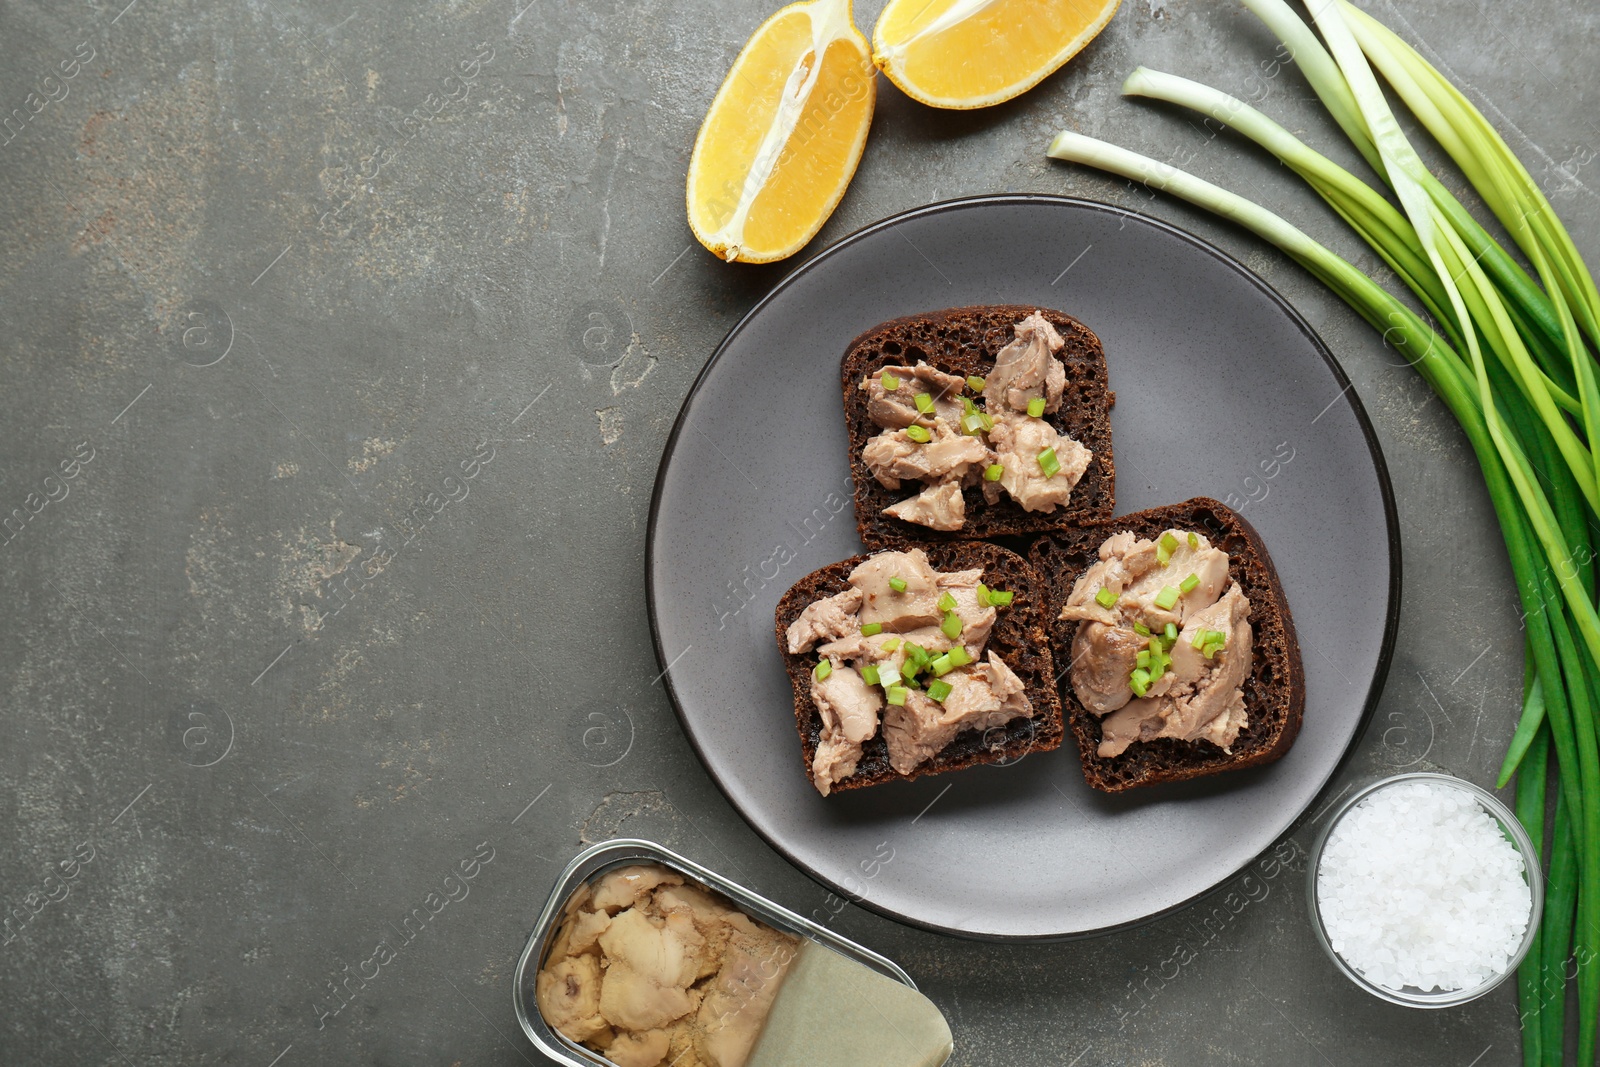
1047 1 1600 1060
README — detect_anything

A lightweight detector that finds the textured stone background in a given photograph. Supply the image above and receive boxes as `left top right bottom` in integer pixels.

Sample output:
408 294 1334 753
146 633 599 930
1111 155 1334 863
1 0 1596 1063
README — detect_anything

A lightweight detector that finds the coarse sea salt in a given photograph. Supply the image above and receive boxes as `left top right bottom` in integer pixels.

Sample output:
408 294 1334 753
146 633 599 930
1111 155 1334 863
1316 779 1532 993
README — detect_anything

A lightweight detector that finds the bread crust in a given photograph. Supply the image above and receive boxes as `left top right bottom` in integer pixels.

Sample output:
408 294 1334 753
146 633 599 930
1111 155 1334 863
840 305 1115 548
1028 497 1305 792
774 542 1064 793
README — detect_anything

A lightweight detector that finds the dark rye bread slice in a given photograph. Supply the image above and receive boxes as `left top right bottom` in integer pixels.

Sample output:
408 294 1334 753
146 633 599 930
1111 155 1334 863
1028 497 1304 793
841 305 1115 548
774 541 1063 793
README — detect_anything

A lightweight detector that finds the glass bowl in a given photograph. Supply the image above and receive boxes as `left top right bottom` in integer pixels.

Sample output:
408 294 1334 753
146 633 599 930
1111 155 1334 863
1306 771 1543 1008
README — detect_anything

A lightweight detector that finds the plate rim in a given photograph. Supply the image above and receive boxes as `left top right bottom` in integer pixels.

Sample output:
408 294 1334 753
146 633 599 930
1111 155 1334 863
645 192 1402 941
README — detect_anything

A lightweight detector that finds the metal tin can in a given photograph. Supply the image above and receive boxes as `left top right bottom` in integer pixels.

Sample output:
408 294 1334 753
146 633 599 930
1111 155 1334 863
512 838 921 1065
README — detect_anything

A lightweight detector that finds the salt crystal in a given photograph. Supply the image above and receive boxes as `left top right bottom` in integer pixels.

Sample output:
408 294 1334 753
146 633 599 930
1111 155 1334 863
1316 779 1532 993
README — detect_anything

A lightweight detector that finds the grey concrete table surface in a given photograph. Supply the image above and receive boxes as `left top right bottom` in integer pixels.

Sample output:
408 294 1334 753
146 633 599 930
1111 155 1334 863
1 0 1593 1063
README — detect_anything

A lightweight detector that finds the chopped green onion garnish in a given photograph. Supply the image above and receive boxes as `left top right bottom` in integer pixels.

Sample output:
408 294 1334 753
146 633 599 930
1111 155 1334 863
813 660 832 681
1153 586 1180 611
886 685 908 706
1191 629 1228 659
978 412 995 433
928 653 955 677
1157 531 1179 566
962 396 977 416
941 610 962 641
947 646 972 667
1164 622 1178 644
860 664 880 686
986 589 1013 607
1132 621 1150 637
1027 397 1046 418
962 413 986 434
1187 532 1199 550
881 636 900 652
1038 448 1060 478
1136 650 1150 669
1180 573 1200 594
1094 587 1118 609
926 679 953 703
879 665 902 689
881 371 899 391
966 375 985 393
984 463 1005 482
902 674 922 690
889 575 907 593
861 622 883 636
937 591 957 613
906 424 931 444
1130 668 1151 697
976 582 990 606
905 642 928 670
1148 658 1166 683
914 392 935 414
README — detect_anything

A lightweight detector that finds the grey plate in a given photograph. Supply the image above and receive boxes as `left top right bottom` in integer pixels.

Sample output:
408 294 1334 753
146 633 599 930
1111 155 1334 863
647 195 1399 940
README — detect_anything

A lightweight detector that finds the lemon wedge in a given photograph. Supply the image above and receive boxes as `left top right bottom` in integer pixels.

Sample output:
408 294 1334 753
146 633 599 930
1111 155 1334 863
687 0 876 264
873 0 1121 109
